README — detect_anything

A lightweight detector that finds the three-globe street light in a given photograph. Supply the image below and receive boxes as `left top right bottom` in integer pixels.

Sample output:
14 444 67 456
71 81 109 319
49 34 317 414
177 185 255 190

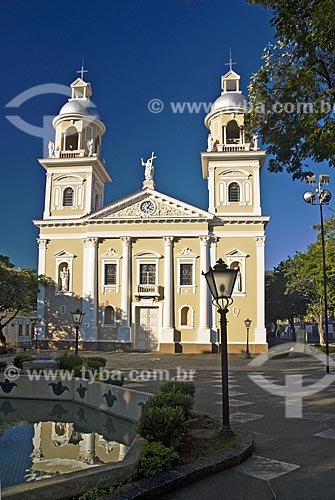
71 308 85 357
244 318 252 359
203 258 238 436
304 174 332 374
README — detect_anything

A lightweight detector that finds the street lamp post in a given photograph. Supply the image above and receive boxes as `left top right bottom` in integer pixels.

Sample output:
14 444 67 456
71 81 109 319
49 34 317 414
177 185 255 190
304 174 332 374
71 308 85 357
244 318 252 359
203 258 238 436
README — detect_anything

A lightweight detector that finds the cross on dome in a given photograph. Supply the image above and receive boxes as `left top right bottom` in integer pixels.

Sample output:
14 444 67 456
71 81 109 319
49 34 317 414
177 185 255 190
224 49 237 72
77 59 88 80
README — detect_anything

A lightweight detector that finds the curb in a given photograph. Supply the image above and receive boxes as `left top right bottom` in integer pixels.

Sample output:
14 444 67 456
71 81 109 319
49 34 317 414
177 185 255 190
99 424 253 500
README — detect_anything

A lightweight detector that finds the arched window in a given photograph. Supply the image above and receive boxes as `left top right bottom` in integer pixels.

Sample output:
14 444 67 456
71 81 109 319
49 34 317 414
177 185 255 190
226 120 240 144
180 306 189 326
228 182 240 203
65 126 79 151
104 306 115 325
63 187 74 206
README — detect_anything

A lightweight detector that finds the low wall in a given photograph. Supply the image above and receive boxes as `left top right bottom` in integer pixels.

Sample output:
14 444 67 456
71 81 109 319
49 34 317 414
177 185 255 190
0 374 152 499
0 374 151 422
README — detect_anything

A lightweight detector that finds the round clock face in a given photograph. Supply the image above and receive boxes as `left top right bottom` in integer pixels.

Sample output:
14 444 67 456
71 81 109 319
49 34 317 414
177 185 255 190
140 200 155 215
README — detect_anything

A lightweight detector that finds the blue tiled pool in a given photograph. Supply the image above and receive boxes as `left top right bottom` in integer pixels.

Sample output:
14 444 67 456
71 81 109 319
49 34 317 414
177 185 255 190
0 398 136 490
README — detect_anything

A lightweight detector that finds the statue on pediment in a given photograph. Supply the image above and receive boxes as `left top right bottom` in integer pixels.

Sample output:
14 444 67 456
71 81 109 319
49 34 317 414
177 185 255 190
141 152 156 181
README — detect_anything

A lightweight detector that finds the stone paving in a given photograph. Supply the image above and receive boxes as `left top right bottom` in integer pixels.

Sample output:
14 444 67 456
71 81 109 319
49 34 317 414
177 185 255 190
3 346 335 499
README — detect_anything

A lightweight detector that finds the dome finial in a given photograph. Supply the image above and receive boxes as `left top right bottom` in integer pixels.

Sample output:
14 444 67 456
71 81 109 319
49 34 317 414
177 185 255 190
224 49 237 72
77 58 88 81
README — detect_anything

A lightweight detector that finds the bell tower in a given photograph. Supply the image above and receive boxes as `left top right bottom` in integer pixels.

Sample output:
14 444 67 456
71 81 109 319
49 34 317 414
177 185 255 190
39 72 111 220
201 65 266 216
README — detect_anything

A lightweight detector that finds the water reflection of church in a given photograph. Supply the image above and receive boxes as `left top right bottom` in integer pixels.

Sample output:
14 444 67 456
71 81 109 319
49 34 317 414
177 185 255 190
26 422 128 481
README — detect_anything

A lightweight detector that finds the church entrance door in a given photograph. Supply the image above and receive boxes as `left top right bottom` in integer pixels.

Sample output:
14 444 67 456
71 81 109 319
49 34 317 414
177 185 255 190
134 306 159 350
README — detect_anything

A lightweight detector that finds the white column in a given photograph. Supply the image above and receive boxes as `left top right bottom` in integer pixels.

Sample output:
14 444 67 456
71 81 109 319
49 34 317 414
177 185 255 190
208 165 215 213
210 236 218 342
82 237 98 340
253 164 261 215
161 236 175 343
255 236 267 344
119 237 132 342
198 236 211 343
37 239 48 338
43 173 52 219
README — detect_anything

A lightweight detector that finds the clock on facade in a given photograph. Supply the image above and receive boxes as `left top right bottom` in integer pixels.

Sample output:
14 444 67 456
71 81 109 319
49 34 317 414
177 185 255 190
139 200 156 215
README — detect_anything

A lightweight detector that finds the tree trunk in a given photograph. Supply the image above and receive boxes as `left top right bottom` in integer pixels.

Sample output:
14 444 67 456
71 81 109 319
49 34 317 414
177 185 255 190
0 326 6 349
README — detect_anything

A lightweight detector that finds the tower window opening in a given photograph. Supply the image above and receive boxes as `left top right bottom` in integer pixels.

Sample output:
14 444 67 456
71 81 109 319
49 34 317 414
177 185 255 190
226 80 237 91
65 126 79 151
63 187 74 206
226 120 240 144
228 182 240 203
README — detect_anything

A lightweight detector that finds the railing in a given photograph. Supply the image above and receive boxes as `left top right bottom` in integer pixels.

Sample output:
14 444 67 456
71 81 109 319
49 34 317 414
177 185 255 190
134 284 160 297
59 149 86 159
216 143 251 152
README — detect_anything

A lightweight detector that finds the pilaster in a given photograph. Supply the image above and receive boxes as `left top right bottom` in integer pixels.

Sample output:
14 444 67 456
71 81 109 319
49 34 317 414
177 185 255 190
161 236 175 343
255 236 267 343
37 239 48 338
82 237 98 340
119 237 132 342
198 235 211 343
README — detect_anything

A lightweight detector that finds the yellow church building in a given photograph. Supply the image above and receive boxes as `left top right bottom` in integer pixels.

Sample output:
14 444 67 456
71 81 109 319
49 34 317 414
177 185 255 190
34 67 269 354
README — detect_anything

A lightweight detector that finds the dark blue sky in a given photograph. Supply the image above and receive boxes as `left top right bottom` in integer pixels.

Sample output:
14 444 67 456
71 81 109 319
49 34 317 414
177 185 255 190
1 0 333 270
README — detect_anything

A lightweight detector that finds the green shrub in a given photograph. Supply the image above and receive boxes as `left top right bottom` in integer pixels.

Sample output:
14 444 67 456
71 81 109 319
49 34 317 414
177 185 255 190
135 405 186 449
85 356 107 369
148 391 193 418
77 486 107 500
13 354 35 370
56 353 84 371
139 440 179 477
0 361 7 373
160 381 195 397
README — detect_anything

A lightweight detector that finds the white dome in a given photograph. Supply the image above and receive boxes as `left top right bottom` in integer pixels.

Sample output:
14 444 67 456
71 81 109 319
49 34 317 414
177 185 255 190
211 92 248 113
59 99 99 118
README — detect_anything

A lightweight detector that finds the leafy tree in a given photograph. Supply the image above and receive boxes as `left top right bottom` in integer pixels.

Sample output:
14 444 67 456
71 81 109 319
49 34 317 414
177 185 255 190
0 256 39 347
247 0 335 179
266 260 310 340
284 217 335 343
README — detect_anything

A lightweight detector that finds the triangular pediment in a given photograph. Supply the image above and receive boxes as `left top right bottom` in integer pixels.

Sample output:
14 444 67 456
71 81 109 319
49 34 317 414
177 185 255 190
225 248 248 258
87 188 212 221
54 250 76 258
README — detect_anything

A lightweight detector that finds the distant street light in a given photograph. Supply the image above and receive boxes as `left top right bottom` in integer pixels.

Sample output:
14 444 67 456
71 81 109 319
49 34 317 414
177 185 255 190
71 308 85 357
203 258 238 436
244 318 252 359
304 174 332 374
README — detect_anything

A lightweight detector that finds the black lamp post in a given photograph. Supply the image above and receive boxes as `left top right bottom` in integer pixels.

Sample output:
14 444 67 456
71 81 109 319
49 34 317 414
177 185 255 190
203 258 238 436
304 174 332 374
244 318 252 359
71 308 85 357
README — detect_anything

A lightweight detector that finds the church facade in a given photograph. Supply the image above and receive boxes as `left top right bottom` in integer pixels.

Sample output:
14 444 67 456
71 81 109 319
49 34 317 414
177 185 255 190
34 68 269 354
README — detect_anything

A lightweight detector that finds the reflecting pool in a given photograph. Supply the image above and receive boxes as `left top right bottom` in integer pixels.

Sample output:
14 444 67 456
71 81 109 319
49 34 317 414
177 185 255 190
0 398 136 489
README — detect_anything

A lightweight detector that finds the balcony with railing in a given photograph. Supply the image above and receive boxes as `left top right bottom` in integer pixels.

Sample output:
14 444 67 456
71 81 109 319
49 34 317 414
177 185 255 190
134 284 161 298
216 143 251 153
59 149 86 159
